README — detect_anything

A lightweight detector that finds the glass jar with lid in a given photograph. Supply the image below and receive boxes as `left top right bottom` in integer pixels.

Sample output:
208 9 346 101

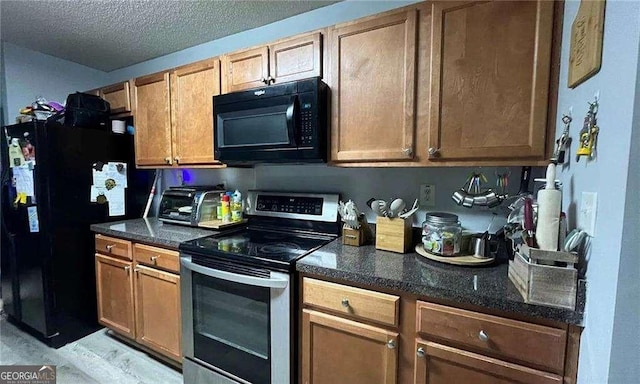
422 212 462 256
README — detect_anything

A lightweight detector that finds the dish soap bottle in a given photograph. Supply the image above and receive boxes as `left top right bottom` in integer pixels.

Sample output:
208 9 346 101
231 190 243 222
536 163 562 250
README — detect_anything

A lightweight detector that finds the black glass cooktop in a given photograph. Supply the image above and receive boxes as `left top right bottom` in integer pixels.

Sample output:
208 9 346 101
179 228 334 271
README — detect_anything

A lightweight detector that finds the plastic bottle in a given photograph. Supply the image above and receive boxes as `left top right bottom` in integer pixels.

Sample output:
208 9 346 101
231 190 243 222
216 193 224 220
221 194 231 223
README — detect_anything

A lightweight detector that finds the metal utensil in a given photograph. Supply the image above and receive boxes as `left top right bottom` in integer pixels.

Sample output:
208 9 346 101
399 199 419 219
367 198 388 217
388 198 406 218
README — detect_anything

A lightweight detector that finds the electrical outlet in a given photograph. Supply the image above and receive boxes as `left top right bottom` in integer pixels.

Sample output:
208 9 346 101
419 184 436 207
578 192 597 237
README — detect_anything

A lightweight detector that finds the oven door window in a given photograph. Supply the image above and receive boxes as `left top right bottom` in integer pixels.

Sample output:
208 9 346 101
192 272 270 384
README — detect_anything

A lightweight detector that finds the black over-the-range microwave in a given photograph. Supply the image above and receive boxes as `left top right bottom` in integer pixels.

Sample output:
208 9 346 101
213 77 328 165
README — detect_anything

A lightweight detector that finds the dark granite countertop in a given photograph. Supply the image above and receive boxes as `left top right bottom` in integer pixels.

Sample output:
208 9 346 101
90 218 219 250
297 239 586 326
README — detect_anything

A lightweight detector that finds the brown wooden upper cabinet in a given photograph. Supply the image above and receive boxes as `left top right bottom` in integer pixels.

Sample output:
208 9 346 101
428 0 554 161
86 81 133 116
101 81 132 115
328 10 418 163
133 58 222 167
222 32 322 93
134 72 173 166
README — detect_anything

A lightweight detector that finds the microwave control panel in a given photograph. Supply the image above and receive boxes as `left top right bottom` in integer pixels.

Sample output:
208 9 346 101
300 105 314 147
256 195 323 215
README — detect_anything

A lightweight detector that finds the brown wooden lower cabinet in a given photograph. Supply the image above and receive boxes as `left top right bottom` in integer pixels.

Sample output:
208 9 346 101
94 235 182 363
302 309 398 384
300 276 580 384
413 340 563 384
95 254 135 338
134 265 181 361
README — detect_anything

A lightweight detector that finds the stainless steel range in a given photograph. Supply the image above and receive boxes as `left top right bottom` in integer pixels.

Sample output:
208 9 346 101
179 191 339 384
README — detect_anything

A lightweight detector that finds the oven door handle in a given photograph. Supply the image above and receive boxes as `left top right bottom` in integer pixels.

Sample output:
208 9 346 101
180 257 288 289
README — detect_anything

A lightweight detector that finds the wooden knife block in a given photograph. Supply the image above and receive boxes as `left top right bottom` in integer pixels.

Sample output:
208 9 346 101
342 216 373 246
375 217 412 253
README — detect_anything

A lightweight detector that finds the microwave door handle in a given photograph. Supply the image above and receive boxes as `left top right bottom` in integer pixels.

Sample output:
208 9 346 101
180 257 288 289
286 96 299 145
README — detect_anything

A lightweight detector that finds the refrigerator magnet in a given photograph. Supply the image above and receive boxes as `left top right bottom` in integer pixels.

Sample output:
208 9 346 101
8 138 25 168
27 206 40 233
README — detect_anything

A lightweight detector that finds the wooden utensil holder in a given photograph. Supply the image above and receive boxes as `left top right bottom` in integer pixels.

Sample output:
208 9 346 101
508 245 578 310
375 217 412 253
342 216 373 246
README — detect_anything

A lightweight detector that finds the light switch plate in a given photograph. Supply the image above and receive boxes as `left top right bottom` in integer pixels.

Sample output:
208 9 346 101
578 192 597 237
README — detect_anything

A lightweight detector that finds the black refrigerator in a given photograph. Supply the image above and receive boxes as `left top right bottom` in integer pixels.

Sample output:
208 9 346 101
0 120 151 347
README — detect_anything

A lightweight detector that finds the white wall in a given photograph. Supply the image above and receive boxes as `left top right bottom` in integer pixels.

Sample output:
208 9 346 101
162 165 535 233
554 1 640 383
106 0 421 83
608 41 640 382
1 42 109 126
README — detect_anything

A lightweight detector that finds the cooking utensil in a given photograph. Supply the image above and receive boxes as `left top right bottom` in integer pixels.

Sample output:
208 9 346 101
399 199 419 219
517 166 532 195
523 197 534 247
367 198 388 217
388 198 406 218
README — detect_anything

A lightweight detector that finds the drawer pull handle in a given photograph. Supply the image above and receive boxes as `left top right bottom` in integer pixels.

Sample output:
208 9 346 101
416 347 426 357
106 244 114 252
150 256 159 263
124 266 130 275
386 340 396 349
341 298 350 308
479 330 489 342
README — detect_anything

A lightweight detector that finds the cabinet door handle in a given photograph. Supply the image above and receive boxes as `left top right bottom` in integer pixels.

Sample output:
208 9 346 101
165 157 172 165
478 330 489 342
261 77 268 84
150 256 159 264
174 156 180 164
386 340 396 349
124 266 130 275
428 147 440 157
416 347 426 357
341 298 350 308
105 244 114 252
267 76 276 85
403 147 413 157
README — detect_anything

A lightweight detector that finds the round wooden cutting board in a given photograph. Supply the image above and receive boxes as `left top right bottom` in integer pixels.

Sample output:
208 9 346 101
415 244 495 266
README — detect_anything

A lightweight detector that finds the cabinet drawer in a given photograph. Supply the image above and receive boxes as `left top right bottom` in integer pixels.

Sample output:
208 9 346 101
95 234 132 260
303 278 399 327
134 244 179 273
416 301 566 373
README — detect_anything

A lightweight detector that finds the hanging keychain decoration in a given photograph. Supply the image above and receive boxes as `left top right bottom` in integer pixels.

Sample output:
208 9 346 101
551 114 572 164
576 98 599 162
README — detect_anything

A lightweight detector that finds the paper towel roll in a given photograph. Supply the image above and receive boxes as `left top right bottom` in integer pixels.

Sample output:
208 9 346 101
111 120 126 134
536 164 561 251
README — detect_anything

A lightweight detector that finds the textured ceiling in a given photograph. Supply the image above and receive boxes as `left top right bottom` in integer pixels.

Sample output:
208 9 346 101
0 0 337 72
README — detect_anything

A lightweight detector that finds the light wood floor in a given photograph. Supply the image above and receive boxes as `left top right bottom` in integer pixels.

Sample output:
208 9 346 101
0 316 182 384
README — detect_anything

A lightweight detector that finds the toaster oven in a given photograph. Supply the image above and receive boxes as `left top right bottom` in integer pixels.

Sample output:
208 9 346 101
158 186 224 227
